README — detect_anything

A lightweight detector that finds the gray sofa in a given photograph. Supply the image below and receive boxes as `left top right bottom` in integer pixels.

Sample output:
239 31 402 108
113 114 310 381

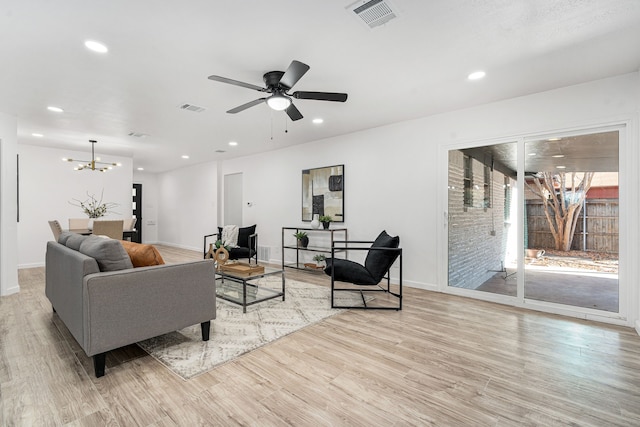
45 234 216 377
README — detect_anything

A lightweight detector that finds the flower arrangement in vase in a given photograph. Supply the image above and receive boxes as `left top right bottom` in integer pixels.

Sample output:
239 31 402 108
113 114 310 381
69 190 119 218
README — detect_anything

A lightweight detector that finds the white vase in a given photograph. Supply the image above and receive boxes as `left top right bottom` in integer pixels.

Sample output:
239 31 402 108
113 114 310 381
310 214 320 229
88 218 94 230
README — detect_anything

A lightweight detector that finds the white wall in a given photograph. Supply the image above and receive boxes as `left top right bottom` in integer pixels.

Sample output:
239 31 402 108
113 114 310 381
17 144 133 268
156 72 639 326
133 171 160 243
156 161 218 252
0 112 19 296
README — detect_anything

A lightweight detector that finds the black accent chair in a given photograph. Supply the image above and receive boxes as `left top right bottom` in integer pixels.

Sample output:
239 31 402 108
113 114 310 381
203 225 258 264
324 230 402 310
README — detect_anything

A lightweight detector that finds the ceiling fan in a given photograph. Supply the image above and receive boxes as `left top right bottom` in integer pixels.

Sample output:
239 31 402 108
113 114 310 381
207 60 347 121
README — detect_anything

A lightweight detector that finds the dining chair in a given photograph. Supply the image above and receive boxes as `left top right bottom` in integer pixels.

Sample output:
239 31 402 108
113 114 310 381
69 218 90 230
92 220 124 240
48 220 63 241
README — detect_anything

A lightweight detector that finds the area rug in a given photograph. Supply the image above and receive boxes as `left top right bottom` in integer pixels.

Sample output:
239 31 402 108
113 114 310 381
137 279 362 380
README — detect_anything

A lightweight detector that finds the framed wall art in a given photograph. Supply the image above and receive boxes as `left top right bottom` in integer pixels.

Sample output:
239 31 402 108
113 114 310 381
302 164 344 222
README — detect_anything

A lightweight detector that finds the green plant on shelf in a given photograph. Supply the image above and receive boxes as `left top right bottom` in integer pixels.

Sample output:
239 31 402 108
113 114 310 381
318 215 333 223
293 231 308 239
313 254 326 263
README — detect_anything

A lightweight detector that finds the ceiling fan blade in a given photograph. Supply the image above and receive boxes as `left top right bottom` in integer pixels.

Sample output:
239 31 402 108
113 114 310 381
279 60 310 90
208 75 266 92
227 98 266 114
292 91 348 102
285 103 303 121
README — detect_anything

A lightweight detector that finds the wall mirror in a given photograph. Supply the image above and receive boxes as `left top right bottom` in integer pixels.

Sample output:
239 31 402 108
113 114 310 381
302 164 344 222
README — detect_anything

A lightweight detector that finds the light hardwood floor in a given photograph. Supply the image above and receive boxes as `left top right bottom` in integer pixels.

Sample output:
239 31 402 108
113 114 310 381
2 245 640 426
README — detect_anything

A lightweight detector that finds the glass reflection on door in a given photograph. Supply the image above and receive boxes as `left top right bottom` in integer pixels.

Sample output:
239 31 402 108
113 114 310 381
447 142 519 296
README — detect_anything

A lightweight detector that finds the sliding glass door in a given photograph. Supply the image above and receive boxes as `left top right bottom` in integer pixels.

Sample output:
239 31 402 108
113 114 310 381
447 128 621 316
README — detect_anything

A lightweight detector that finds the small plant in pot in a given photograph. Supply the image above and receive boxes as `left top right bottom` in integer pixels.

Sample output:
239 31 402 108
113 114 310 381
313 254 326 267
319 215 333 229
294 231 309 248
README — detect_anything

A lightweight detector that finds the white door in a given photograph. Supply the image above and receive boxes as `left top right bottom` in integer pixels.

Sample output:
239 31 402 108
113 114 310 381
224 173 243 226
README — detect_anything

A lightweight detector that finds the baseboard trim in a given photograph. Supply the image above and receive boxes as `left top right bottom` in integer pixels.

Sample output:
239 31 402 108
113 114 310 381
635 320 640 337
18 262 45 269
1 285 20 296
154 241 201 253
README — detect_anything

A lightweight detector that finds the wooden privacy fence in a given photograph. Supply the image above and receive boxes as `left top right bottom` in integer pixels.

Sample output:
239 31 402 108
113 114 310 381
526 198 619 253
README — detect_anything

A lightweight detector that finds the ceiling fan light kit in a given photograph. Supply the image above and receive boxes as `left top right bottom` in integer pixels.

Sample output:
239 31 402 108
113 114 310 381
63 140 121 172
266 92 291 111
208 60 347 121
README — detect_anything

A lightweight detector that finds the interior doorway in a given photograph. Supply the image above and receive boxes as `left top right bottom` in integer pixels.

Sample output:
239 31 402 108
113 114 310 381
224 173 243 226
446 127 621 318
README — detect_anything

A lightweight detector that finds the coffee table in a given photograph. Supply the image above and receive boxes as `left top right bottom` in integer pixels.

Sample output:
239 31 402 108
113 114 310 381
215 265 285 313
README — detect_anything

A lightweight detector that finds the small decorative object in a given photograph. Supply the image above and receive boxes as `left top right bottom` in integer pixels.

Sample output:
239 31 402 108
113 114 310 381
310 214 320 229
205 243 215 259
214 246 230 269
294 231 309 248
319 215 333 229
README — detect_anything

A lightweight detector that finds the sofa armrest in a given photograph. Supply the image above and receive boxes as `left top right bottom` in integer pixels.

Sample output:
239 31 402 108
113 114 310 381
82 259 216 356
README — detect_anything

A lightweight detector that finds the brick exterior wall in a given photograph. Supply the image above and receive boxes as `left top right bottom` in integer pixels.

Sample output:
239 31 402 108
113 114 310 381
448 150 508 289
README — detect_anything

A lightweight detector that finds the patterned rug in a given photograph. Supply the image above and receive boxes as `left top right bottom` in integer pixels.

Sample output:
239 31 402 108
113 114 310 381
137 279 361 380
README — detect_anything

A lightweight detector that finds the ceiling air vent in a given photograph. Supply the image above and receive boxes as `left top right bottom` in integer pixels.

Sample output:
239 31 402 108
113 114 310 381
179 103 206 113
347 0 398 29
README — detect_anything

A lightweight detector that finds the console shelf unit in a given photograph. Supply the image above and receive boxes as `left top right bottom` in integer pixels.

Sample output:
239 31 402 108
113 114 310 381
282 226 348 271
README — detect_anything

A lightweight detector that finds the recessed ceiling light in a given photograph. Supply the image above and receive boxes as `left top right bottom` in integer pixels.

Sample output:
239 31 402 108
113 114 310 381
548 137 561 141
137 167 144 171
32 133 43 137
312 118 324 124
84 40 108 53
181 155 189 159
47 106 64 113
528 152 536 156
552 154 565 158
228 141 238 146
468 70 486 80
556 165 566 169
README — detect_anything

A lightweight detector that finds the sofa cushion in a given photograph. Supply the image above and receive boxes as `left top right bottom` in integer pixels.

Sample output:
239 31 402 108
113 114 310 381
120 240 165 267
364 230 400 281
66 234 89 251
79 236 133 272
57 231 75 245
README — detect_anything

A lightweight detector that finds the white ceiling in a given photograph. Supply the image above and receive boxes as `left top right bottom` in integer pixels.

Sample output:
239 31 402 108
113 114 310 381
2 0 639 173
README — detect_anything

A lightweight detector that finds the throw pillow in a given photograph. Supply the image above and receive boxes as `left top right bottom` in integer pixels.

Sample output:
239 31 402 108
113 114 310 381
57 231 75 245
364 230 400 281
79 236 134 272
120 240 165 267
65 234 88 251
237 224 256 248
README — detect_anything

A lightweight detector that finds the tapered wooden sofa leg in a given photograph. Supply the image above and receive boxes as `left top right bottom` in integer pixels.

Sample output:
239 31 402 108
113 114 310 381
201 321 211 341
93 353 106 378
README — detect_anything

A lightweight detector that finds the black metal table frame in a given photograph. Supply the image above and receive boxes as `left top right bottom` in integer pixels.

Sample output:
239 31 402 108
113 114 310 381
215 268 285 313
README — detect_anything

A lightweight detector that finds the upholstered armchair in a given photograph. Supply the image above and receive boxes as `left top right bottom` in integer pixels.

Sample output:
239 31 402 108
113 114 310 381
324 230 402 310
203 225 258 264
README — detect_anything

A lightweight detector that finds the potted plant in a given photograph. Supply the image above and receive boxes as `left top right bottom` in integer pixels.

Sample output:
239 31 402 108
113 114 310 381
313 254 326 267
319 215 333 229
293 231 309 248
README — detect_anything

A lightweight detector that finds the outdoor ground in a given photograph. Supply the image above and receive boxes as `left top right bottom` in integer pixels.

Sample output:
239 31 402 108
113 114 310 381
528 249 619 273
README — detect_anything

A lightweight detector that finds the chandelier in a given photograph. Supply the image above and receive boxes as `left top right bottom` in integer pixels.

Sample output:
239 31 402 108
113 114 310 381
62 140 121 172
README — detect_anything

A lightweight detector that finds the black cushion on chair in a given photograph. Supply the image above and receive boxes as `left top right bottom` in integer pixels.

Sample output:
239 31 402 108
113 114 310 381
217 225 256 248
364 230 400 281
324 258 378 285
